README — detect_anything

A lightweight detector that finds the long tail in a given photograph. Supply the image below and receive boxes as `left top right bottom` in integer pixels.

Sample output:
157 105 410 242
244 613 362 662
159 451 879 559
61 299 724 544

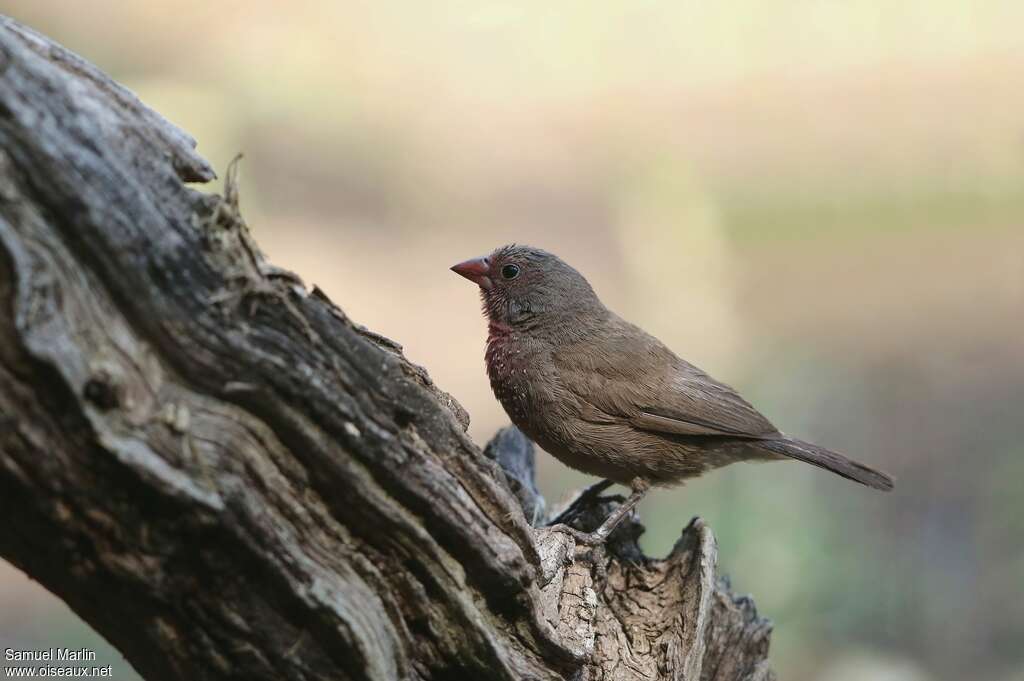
759 437 894 491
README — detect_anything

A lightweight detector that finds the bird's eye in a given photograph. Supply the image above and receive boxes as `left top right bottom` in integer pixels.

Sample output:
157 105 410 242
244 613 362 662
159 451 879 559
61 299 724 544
501 264 520 280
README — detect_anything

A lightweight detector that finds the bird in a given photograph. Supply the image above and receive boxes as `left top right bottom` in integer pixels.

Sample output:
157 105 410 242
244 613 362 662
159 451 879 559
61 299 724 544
451 244 894 545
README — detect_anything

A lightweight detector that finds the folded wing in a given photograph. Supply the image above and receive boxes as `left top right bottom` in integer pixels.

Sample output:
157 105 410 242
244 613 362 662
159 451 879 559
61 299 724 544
558 317 779 440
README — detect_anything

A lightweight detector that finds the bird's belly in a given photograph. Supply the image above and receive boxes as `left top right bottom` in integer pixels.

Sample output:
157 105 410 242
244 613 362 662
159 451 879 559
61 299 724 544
485 337 753 486
534 433 641 486
523 414 757 487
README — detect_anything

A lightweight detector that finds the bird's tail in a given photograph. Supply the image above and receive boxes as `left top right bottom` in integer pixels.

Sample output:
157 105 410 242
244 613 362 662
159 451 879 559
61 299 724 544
758 437 894 491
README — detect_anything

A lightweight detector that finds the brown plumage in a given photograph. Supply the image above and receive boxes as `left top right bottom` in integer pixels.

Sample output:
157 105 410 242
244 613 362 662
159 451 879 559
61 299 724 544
452 245 893 544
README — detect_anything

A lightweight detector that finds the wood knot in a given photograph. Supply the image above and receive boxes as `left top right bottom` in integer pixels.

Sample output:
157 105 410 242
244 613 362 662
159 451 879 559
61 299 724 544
83 372 120 411
393 404 416 428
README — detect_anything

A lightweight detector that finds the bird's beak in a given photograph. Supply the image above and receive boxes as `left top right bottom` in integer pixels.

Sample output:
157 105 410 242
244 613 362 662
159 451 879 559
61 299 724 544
450 257 493 290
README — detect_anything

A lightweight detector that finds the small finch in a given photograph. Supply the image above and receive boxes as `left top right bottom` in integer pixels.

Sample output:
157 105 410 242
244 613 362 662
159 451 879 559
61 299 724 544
452 245 893 545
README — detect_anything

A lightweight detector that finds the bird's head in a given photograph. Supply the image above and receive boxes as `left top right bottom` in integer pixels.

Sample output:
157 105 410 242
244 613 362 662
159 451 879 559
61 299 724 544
451 245 603 331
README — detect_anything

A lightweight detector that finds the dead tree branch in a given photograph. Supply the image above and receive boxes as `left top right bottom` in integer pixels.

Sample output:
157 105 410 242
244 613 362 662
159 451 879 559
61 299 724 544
0 17 773 681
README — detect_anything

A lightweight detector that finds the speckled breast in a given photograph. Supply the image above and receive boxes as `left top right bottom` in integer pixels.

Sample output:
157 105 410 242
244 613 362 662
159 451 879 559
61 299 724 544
484 330 536 426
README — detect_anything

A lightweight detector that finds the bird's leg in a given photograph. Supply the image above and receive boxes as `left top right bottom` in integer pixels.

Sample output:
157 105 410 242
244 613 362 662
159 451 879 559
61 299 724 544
547 478 614 526
548 477 651 546
587 477 650 541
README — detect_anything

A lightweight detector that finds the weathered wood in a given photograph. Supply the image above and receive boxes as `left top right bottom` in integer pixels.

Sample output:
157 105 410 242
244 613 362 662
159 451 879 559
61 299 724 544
0 16 773 681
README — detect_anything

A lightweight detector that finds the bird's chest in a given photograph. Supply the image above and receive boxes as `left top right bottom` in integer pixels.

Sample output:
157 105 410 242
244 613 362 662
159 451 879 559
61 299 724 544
485 332 543 425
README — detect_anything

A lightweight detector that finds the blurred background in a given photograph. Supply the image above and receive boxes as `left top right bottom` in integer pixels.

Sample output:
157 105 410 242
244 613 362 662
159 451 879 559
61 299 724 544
2 2 1022 680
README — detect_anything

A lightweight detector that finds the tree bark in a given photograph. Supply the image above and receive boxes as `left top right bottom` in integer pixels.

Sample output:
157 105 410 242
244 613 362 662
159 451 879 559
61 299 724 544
0 17 773 681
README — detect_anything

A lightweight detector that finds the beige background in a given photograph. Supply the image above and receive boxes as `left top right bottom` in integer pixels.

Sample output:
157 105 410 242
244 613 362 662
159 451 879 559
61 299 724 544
2 3 1023 680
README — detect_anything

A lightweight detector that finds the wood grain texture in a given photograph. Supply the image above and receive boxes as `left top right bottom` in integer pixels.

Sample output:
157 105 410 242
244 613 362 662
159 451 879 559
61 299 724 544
0 16 773 681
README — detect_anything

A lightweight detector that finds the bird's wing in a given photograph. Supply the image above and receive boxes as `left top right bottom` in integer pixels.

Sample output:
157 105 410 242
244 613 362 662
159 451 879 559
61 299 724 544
557 319 779 439
628 368 779 439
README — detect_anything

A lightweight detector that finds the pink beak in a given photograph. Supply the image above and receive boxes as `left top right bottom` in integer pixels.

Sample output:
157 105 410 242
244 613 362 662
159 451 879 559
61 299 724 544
450 257 493 289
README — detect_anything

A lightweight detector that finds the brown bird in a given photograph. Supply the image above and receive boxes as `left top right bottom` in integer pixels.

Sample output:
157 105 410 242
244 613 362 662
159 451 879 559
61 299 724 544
452 245 893 545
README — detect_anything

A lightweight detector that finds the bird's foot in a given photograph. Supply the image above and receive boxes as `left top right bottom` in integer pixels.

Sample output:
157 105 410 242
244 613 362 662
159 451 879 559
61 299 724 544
547 477 651 547
546 523 609 546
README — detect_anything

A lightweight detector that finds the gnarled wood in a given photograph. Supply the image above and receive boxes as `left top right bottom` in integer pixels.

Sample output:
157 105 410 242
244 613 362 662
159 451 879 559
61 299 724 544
0 16 773 681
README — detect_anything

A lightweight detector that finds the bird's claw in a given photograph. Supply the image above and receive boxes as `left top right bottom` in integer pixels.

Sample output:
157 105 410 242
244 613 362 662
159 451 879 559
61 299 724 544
546 523 607 546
